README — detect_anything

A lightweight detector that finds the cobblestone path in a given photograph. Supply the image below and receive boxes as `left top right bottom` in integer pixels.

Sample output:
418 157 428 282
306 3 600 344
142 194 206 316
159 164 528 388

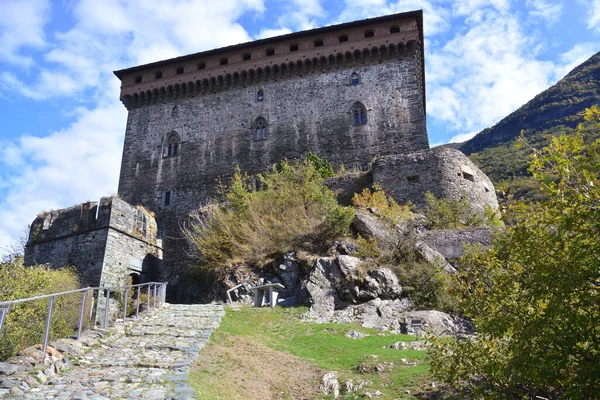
3 304 225 400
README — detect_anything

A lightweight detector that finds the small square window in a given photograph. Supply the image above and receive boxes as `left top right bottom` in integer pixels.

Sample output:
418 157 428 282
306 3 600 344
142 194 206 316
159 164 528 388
198 62 206 70
134 76 142 84
155 71 163 79
266 48 275 56
390 25 400 34
290 44 299 52
176 67 184 74
243 53 251 61
220 57 228 65
364 30 374 38
314 39 323 47
339 35 348 43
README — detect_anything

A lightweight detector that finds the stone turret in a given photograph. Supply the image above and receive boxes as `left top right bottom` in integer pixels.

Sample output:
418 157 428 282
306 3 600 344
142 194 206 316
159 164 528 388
24 197 163 288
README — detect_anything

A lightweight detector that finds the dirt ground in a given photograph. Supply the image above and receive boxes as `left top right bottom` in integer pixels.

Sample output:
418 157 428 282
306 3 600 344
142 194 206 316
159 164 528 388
192 333 323 400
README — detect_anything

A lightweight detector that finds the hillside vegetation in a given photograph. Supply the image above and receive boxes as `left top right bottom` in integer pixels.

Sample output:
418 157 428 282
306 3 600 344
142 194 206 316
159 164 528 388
430 108 600 398
459 51 600 201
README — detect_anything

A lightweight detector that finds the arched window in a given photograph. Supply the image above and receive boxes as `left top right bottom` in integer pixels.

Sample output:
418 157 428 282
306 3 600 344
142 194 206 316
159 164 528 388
351 102 367 126
350 72 359 85
252 117 268 141
172 105 179 118
256 89 264 102
163 133 180 157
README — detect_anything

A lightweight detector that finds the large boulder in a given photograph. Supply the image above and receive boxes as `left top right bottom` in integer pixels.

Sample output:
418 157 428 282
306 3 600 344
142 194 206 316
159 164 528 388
351 210 398 247
401 310 472 336
333 298 414 331
304 258 342 322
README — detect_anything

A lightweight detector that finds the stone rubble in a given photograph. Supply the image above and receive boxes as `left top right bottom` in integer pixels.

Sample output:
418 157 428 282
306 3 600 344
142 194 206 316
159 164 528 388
0 303 224 400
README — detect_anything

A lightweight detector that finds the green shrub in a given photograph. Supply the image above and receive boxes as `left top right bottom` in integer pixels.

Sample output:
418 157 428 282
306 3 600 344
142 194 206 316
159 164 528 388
351 184 414 224
184 155 354 268
0 258 81 360
392 261 459 314
424 191 503 230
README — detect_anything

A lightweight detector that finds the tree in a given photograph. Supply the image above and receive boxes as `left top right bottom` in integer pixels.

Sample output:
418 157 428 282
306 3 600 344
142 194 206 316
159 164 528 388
429 106 600 399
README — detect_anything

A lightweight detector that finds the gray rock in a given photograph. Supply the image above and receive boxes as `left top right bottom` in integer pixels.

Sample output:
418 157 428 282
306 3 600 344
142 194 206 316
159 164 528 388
320 371 340 398
337 255 363 280
0 363 21 376
304 258 341 322
345 330 368 339
414 241 456 273
368 268 402 299
401 310 473 336
421 227 495 260
352 211 397 247
334 298 414 330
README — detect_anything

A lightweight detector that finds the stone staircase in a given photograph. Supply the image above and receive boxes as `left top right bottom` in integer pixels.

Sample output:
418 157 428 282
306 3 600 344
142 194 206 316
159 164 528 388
0 304 225 400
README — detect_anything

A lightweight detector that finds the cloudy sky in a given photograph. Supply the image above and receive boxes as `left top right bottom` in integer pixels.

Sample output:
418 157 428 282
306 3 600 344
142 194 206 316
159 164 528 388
0 0 599 254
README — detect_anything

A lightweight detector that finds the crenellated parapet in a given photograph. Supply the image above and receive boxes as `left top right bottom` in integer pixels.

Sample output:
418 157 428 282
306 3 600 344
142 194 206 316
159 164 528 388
114 11 425 111
25 197 163 288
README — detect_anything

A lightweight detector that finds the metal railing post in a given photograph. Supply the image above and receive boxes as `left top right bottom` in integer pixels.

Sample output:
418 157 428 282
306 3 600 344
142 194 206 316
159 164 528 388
76 292 87 340
42 296 54 355
135 286 140 319
123 287 129 321
103 289 110 329
153 284 157 309
146 285 150 315
0 307 8 337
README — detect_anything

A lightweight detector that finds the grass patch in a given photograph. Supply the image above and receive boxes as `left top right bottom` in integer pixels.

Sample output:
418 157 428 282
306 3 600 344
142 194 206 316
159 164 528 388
190 306 436 399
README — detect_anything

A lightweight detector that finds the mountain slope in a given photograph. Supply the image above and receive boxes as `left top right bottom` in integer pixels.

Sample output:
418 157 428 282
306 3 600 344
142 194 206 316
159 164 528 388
460 51 600 156
457 51 600 201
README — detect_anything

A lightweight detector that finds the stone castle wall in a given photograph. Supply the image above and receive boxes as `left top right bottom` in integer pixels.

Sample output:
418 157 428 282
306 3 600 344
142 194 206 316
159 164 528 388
372 147 499 211
24 197 163 288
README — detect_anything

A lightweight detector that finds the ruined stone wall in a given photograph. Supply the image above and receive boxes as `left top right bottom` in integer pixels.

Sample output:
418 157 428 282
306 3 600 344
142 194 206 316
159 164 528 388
24 197 163 288
372 147 499 211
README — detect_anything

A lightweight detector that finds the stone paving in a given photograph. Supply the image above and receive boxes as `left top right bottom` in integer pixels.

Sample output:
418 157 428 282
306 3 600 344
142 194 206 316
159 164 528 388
1 303 224 400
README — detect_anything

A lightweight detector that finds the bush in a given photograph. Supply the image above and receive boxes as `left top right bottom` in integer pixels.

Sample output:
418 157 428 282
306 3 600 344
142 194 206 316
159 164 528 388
0 258 81 360
424 191 503 230
429 110 600 398
184 155 354 268
351 184 414 224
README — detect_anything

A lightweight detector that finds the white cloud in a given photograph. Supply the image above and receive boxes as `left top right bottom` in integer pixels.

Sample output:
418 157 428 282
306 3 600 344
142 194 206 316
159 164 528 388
256 28 293 39
0 0 267 254
557 42 600 77
449 131 478 143
0 0 50 67
426 10 556 135
587 0 600 31
452 0 512 16
338 0 451 36
525 0 563 23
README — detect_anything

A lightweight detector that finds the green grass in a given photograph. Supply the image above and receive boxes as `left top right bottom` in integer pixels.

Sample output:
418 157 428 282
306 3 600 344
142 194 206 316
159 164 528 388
190 306 435 399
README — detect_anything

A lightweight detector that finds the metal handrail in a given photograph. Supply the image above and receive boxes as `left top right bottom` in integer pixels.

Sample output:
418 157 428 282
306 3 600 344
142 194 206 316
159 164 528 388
0 281 167 355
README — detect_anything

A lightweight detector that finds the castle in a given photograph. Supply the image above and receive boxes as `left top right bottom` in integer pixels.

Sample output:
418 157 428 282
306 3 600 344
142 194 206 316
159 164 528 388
24 10 498 300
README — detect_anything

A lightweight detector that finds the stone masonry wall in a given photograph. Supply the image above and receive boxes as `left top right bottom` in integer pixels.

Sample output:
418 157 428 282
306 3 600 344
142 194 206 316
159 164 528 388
24 197 163 288
372 147 499 211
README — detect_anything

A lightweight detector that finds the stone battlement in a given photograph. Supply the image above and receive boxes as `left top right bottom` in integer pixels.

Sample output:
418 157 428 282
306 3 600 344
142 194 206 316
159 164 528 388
27 197 159 247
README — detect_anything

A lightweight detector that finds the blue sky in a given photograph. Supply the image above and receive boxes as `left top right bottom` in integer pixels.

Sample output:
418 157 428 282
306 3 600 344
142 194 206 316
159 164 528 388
1 0 599 254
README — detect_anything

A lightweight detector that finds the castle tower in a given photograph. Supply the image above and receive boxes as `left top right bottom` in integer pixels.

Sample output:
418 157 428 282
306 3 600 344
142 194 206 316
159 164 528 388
112 11 428 297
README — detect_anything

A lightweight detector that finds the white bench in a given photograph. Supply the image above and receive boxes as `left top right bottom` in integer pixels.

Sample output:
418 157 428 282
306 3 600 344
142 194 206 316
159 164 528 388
250 283 285 308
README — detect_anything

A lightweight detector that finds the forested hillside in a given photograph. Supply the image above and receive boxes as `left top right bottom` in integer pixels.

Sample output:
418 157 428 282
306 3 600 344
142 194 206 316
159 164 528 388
458 51 600 201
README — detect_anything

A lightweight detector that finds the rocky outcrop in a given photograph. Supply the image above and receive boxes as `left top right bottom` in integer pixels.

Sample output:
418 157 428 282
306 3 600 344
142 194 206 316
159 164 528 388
401 310 472 336
304 256 404 323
